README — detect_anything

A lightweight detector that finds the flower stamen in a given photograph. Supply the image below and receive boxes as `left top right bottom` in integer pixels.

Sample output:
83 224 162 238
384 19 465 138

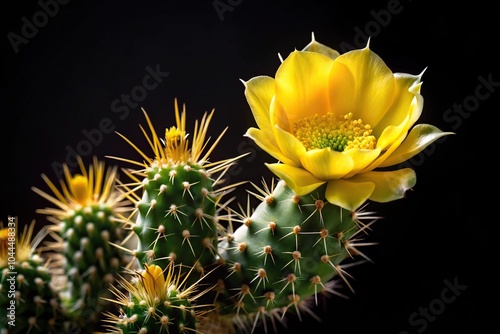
294 112 376 152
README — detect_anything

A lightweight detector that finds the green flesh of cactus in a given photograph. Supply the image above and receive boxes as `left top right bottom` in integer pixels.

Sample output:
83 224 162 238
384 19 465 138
30 157 133 333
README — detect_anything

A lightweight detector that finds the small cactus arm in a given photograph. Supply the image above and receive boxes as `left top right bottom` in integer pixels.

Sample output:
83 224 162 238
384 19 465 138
31 156 134 333
100 262 216 334
0 218 70 333
107 99 247 283
215 179 379 333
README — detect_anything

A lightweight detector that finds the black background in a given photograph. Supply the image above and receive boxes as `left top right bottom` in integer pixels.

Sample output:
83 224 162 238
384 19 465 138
1 1 498 333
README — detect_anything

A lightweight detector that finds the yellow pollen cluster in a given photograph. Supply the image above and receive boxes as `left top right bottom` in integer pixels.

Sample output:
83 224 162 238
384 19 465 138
294 112 377 152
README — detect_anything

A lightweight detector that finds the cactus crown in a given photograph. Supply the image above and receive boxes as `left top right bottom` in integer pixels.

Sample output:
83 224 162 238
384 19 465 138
31 155 131 222
113 98 233 172
31 156 134 332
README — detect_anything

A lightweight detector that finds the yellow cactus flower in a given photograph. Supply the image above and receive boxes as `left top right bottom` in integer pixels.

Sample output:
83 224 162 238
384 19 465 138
243 35 453 210
105 263 196 308
141 263 167 300
101 261 214 331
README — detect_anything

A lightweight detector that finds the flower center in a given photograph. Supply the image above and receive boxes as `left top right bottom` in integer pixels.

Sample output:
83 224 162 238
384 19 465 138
294 112 377 152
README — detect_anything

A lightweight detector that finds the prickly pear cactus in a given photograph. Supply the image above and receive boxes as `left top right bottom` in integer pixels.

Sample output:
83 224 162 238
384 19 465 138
31 157 133 332
113 99 243 285
101 262 209 334
0 218 69 334
217 179 376 331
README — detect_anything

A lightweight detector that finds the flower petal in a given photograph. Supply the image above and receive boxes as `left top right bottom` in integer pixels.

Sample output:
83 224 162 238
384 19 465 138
329 47 396 126
325 179 375 211
302 33 340 60
143 264 165 297
373 72 423 135
343 148 382 178
266 163 325 195
375 119 410 151
272 124 306 166
326 60 354 116
406 80 425 128
361 110 412 172
245 127 298 166
270 96 292 133
350 168 417 203
379 124 454 167
361 77 425 171
243 75 275 132
300 148 354 179
275 50 334 125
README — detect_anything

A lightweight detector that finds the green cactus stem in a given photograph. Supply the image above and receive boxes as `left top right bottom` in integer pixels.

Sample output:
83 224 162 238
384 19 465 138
109 99 246 285
217 178 379 332
0 218 69 334
101 262 216 334
31 156 133 332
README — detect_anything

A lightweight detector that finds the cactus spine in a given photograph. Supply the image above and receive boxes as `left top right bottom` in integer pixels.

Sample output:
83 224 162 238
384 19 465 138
31 156 133 332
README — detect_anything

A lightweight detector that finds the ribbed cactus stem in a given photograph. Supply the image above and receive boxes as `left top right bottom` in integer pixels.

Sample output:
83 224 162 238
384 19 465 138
111 100 244 285
131 162 219 282
0 219 70 334
31 157 133 332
